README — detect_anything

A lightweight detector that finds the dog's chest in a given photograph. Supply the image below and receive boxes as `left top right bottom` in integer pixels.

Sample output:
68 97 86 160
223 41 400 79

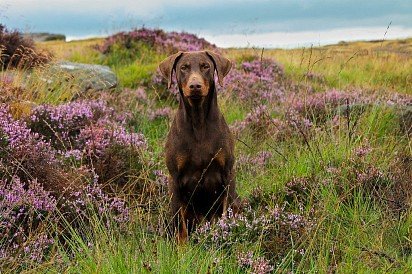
183 135 226 168
179 151 226 203
175 137 228 189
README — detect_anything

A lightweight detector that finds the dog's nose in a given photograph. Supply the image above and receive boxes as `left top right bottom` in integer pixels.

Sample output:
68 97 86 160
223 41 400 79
189 82 202 90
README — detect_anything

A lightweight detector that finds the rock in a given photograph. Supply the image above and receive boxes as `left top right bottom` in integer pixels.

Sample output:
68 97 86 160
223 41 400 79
51 61 118 91
335 103 370 117
335 103 412 135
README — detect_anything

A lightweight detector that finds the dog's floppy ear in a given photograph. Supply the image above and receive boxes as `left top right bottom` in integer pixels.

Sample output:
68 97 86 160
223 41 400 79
159 51 183 89
206 51 232 86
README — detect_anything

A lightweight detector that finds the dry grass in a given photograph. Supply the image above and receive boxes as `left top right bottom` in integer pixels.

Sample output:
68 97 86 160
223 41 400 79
226 38 412 94
37 38 103 62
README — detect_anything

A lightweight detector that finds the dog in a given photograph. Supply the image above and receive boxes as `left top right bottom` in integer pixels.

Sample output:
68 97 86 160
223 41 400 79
159 50 239 242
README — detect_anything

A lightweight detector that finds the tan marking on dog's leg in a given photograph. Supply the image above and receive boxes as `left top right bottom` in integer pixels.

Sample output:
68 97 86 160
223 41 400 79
222 193 229 216
176 154 187 171
214 150 226 168
177 207 188 244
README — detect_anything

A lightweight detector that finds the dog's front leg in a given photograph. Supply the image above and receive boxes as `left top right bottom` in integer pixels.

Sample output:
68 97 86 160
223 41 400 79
169 174 190 244
222 164 240 215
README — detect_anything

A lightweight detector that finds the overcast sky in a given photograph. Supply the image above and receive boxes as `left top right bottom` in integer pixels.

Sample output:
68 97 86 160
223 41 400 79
1 0 411 47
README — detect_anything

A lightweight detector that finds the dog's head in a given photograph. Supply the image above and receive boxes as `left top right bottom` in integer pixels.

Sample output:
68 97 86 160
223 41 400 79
159 51 231 103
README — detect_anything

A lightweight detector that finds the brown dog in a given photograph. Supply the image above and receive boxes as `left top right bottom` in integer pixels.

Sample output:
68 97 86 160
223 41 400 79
159 50 239 242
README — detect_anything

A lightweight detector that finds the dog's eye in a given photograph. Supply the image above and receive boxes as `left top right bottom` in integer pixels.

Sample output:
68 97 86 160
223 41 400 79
180 65 189 71
201 63 210 69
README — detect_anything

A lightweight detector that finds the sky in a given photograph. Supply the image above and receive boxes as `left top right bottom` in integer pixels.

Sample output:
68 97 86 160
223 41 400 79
1 0 411 48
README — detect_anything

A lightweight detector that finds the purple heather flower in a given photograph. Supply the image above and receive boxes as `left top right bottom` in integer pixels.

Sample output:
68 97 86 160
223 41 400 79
237 251 274 274
153 169 168 186
192 201 313 259
222 59 285 103
23 233 55 263
148 107 172 121
134 87 147 101
99 27 217 55
28 100 147 159
65 181 130 224
354 145 372 158
0 176 57 263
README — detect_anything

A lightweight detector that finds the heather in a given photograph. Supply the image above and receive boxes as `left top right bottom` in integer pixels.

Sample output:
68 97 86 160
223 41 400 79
0 101 141 268
98 27 217 55
0 27 412 272
223 58 285 104
91 28 217 88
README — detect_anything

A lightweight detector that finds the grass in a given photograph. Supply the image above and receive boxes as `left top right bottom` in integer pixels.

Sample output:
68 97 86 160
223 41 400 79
38 37 412 94
39 39 166 88
226 38 412 94
45 214 242 273
2 36 411 273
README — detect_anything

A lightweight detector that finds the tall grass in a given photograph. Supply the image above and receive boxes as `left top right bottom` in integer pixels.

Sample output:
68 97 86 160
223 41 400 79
227 38 412 94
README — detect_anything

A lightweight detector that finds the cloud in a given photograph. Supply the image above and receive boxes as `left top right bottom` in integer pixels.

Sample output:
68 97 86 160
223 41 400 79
1 0 411 38
203 26 412 48
4 0 159 18
2 0 252 19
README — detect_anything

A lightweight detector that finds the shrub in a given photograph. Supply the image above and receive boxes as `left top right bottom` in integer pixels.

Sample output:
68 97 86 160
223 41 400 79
192 204 313 262
0 103 133 266
28 100 148 188
0 177 57 265
99 27 217 55
287 89 366 122
230 104 310 141
0 174 130 267
0 103 58 177
0 24 50 69
223 58 285 104
29 100 126 150
237 251 274 274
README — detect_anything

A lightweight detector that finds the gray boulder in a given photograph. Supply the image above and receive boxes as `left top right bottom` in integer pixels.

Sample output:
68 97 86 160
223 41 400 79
52 61 118 91
335 103 412 135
